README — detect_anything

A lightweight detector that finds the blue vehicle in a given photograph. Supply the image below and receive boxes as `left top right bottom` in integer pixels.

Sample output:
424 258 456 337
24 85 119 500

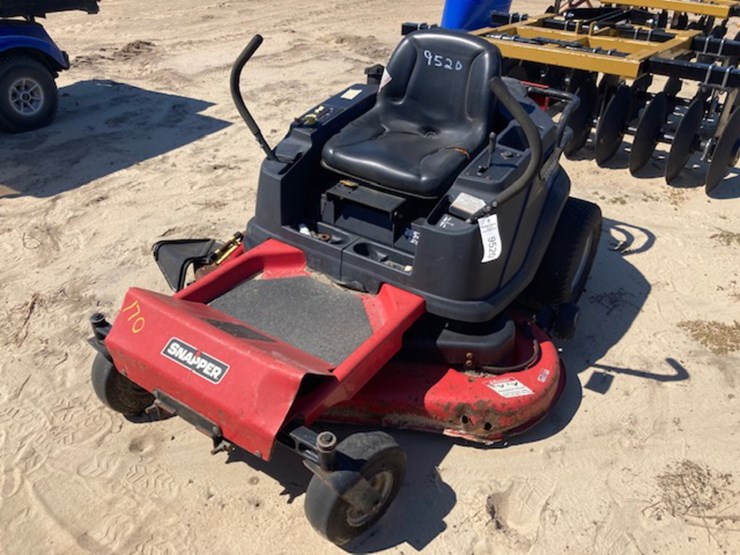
0 0 98 132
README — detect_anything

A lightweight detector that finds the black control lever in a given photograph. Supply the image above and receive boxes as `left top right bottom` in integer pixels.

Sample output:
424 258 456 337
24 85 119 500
478 132 498 173
230 35 278 162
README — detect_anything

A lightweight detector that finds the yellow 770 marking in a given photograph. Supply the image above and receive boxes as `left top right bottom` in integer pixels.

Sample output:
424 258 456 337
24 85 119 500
122 299 145 334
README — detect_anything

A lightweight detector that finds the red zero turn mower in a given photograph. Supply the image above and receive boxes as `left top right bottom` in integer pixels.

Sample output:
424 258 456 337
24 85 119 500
90 29 602 545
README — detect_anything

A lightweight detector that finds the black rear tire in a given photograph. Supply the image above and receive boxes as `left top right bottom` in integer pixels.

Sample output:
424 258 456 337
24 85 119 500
552 302 580 340
304 431 406 546
0 54 58 133
91 353 154 416
519 197 602 310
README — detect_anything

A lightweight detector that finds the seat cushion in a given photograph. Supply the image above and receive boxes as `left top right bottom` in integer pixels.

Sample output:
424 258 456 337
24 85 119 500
322 111 473 197
322 29 501 198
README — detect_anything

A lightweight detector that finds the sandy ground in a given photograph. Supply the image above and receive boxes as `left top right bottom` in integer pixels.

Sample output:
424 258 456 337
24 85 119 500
1 0 739 553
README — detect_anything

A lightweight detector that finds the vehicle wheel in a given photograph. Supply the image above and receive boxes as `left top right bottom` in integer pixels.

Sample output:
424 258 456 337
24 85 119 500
0 54 58 133
304 431 406 546
519 197 602 310
91 353 154 416
552 302 580 340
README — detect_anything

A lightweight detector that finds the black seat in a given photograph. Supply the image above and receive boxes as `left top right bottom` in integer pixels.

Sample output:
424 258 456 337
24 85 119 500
322 29 501 198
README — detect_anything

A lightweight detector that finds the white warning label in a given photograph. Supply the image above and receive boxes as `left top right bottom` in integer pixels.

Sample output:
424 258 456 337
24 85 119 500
479 214 502 263
379 69 393 91
486 378 534 398
341 88 362 100
450 192 486 215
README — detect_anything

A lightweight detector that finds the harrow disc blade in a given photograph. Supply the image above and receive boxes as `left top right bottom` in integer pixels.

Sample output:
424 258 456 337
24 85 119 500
665 96 704 183
708 25 726 39
595 85 630 166
706 108 740 195
676 12 689 30
506 64 529 81
664 76 682 98
564 78 598 158
630 93 667 175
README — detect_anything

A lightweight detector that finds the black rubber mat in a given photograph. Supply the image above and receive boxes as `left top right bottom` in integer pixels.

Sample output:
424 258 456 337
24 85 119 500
209 276 372 366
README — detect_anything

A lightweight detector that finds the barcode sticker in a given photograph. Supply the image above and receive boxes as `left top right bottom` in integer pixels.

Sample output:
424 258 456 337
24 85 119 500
479 214 502 263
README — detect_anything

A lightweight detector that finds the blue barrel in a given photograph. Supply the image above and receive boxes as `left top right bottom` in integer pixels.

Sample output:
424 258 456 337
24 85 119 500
441 0 512 30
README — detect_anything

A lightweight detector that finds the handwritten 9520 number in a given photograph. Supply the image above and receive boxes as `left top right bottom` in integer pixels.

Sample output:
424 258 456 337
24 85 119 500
423 50 464 71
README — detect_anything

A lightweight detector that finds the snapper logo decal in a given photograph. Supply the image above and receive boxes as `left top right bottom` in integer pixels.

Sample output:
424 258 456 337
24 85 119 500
162 338 230 384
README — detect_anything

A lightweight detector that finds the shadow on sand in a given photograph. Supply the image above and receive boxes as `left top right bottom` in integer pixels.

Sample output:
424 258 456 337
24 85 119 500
516 217 691 447
227 425 456 552
569 135 739 199
0 79 230 198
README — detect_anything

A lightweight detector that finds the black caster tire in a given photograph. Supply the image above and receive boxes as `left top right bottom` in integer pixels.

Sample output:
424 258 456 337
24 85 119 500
519 197 602 310
0 54 58 133
91 353 155 416
304 431 406 546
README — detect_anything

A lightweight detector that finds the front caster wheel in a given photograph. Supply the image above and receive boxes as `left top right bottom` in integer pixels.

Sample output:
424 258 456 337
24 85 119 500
91 352 155 416
304 431 406 546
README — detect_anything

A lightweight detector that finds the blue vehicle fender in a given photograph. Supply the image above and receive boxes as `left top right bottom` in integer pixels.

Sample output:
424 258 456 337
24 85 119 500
0 21 69 71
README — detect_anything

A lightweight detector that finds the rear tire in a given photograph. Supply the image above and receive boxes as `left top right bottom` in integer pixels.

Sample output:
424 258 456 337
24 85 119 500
91 353 154 416
519 197 602 310
552 302 580 340
0 54 58 133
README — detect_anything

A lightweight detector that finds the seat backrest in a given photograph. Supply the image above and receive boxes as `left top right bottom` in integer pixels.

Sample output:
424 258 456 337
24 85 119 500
377 29 501 139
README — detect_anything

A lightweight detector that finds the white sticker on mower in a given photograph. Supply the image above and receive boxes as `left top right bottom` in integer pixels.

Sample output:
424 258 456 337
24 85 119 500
451 192 486 215
479 214 503 263
379 68 392 92
341 88 362 100
487 378 534 398
162 338 230 385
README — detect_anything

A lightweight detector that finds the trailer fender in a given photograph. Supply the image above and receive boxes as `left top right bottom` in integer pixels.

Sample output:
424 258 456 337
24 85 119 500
0 23 69 71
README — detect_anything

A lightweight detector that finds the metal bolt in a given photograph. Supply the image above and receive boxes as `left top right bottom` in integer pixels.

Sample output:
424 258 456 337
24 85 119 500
90 312 106 326
316 431 337 452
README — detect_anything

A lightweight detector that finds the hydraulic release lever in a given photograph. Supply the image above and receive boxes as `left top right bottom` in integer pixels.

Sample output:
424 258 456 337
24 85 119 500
478 132 498 173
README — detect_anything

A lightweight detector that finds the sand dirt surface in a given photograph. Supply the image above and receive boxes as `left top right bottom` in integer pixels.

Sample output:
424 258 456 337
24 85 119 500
1 0 739 553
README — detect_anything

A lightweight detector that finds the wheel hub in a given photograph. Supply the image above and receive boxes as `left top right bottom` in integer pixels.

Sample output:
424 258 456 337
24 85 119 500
8 77 44 117
346 470 394 527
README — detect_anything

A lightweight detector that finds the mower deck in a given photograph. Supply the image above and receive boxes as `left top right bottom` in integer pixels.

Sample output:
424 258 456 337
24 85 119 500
323 316 564 443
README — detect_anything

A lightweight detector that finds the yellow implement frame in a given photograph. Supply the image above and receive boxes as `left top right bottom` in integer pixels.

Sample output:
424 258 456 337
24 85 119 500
473 16 701 79
609 0 738 18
